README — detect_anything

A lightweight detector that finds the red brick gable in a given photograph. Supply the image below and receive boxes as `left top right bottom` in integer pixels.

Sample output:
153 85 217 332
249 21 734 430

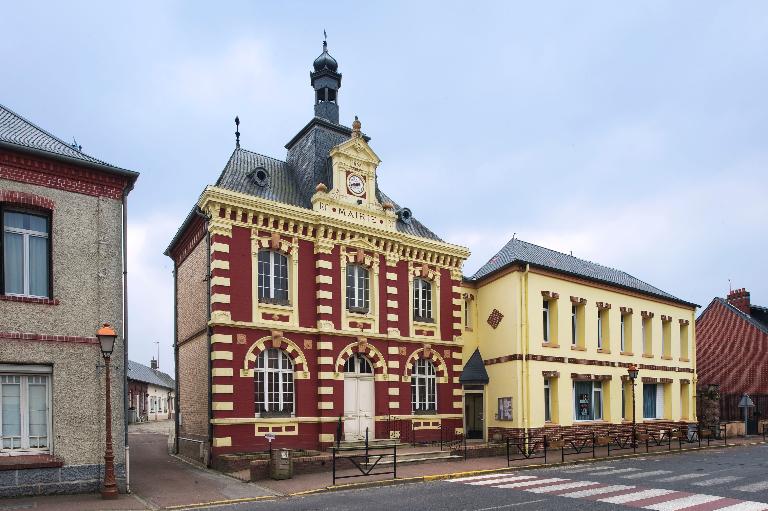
696 298 768 394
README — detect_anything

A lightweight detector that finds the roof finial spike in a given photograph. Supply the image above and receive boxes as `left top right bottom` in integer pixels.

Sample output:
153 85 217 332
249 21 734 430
351 115 361 138
235 116 240 148
323 29 328 51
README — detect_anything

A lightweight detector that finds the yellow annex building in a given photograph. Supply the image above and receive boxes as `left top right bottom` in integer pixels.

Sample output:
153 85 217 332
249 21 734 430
459 238 697 440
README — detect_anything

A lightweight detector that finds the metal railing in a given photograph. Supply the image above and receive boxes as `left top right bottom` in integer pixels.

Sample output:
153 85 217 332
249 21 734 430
504 424 728 467
331 426 397 485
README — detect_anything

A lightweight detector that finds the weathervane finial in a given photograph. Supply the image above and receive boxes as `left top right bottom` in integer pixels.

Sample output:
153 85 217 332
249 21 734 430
323 29 327 50
235 116 240 148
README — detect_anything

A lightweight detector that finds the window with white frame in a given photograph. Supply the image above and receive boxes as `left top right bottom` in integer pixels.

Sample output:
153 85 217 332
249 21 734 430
573 380 602 421
544 379 551 422
643 383 664 419
254 349 294 415
2 210 50 298
411 359 437 412
413 278 432 322
571 305 577 345
620 314 626 352
542 300 550 342
1 373 50 451
464 297 472 329
257 250 289 305
597 309 603 348
346 264 370 313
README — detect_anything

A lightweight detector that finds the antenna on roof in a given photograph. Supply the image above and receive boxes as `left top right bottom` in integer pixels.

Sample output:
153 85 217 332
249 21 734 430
570 251 573 256
728 279 732 294
512 233 516 241
71 137 82 152
235 116 240 149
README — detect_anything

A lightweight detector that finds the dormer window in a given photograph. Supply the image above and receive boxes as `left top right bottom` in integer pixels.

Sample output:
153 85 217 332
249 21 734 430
413 278 433 322
257 250 289 305
346 264 369 314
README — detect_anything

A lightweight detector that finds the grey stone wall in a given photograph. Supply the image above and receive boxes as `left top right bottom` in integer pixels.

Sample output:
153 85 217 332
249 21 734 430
0 179 126 489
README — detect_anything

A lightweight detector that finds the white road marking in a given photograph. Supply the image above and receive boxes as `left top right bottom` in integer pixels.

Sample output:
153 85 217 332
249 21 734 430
599 488 677 504
596 468 641 475
559 484 636 498
451 473 520 482
470 500 546 511
468 475 538 486
657 473 709 482
562 465 616 474
714 502 768 510
734 481 768 493
642 494 723 510
621 470 673 479
524 481 598 493
495 477 566 489
690 475 743 486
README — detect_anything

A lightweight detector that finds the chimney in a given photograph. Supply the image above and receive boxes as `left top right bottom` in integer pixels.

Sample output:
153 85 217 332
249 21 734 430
150 357 158 370
727 287 751 315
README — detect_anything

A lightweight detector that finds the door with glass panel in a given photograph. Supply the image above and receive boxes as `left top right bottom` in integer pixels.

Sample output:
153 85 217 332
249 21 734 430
464 393 484 439
343 355 375 441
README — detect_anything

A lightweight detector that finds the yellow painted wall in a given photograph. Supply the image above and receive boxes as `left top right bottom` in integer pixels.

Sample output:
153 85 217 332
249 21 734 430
462 265 697 436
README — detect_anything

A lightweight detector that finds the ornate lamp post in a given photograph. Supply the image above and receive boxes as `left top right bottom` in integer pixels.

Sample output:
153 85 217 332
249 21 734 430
97 323 119 500
627 364 639 448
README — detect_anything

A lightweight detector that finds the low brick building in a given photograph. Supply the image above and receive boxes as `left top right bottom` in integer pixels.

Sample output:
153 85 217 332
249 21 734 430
127 359 175 422
697 288 768 395
0 104 138 495
166 41 469 465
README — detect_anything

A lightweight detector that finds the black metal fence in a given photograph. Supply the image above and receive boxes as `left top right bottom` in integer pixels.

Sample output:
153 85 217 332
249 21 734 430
505 424 726 467
716 394 768 422
331 440 397 485
382 415 466 455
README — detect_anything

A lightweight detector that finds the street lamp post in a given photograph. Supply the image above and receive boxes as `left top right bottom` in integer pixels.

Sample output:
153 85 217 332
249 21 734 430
628 364 639 449
97 323 119 500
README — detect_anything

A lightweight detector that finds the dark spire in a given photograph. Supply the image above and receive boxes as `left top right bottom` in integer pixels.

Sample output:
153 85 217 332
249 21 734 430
235 116 240 148
310 35 342 123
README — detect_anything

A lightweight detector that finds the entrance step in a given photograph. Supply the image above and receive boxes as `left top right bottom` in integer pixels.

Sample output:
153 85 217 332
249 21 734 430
338 439 402 449
361 450 462 468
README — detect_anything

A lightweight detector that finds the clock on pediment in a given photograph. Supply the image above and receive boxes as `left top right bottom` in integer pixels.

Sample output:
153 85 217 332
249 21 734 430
347 173 366 196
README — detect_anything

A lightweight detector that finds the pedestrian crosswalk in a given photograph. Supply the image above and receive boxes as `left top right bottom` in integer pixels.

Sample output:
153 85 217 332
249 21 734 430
449 472 768 510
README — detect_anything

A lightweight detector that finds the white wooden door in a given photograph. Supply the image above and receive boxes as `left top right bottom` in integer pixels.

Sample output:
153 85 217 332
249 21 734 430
358 377 375 437
343 378 360 439
343 376 376 440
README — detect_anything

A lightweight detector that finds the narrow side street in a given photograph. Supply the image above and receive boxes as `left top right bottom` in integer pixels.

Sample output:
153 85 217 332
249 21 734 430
128 421 275 509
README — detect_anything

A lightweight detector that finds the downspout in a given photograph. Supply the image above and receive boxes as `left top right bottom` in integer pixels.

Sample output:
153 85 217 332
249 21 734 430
193 206 213 466
122 186 131 493
173 266 179 454
520 264 530 436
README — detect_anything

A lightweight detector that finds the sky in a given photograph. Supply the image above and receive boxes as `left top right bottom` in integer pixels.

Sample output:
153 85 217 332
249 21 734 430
2 1 767 374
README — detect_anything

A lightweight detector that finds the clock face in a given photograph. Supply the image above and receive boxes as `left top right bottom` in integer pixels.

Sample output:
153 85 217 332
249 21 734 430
347 174 365 196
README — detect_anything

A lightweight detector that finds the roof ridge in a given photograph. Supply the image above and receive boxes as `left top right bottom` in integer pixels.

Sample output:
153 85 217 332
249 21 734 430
236 147 287 164
0 103 114 167
712 297 768 336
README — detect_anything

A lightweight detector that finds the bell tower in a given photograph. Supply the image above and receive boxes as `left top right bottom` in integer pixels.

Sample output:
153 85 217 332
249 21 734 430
310 37 342 123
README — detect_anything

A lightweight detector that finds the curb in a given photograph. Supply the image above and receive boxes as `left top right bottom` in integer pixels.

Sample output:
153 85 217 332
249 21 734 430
161 439 767 509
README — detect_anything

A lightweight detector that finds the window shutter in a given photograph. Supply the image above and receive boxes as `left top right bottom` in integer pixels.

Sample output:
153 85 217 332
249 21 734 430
656 384 665 419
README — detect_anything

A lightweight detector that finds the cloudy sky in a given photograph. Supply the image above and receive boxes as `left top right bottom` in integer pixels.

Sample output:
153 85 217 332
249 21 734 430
3 1 766 373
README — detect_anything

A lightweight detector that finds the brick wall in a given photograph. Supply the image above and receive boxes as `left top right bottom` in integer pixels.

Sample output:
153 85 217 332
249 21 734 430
177 239 208 343
178 331 208 439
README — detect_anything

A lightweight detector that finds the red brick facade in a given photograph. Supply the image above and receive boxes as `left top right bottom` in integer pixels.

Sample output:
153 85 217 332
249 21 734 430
697 295 768 394
171 203 467 461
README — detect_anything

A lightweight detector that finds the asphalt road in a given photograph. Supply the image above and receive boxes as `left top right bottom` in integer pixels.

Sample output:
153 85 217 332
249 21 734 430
195 444 768 511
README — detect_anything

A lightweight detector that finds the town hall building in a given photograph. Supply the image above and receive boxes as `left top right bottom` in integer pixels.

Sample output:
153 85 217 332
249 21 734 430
166 40 470 464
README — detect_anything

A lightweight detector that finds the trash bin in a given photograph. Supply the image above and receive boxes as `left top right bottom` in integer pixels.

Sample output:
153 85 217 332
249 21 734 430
269 448 293 480
127 408 137 424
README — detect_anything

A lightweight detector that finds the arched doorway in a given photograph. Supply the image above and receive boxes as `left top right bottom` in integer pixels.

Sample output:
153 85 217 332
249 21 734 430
343 354 375 441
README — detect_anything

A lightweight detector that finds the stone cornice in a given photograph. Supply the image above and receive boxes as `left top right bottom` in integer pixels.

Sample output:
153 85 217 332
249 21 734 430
198 186 470 266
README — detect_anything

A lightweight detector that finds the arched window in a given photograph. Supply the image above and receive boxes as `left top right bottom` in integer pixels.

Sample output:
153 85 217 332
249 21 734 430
346 264 369 313
257 250 289 305
411 359 437 412
254 349 294 415
413 278 432 322
344 354 373 374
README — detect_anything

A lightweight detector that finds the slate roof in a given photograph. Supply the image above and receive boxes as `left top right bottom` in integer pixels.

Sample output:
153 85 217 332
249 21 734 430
214 143 443 242
0 103 138 180
468 237 696 307
127 360 175 390
459 348 489 384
